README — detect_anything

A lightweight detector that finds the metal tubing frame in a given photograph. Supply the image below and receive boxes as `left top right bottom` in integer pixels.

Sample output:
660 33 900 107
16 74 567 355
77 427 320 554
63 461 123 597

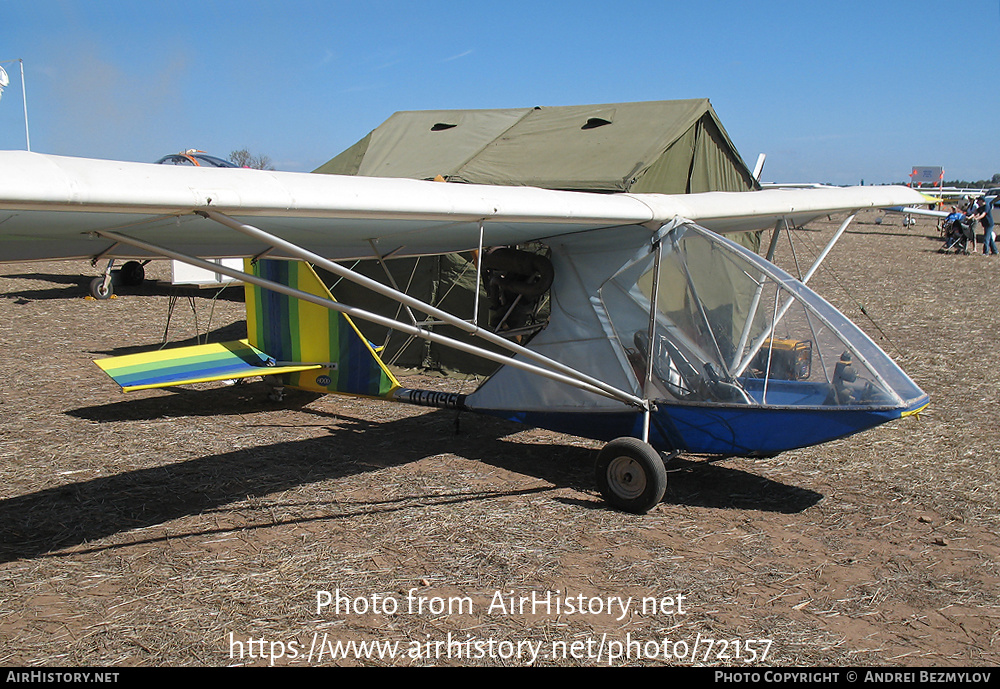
472 221 484 327
801 213 855 286
195 210 643 407
729 219 785 372
95 227 645 408
655 217 888 402
752 220 834 391
640 239 662 443
367 238 419 327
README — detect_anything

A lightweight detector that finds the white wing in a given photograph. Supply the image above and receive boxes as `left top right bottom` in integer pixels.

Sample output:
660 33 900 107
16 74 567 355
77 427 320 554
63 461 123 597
0 151 927 262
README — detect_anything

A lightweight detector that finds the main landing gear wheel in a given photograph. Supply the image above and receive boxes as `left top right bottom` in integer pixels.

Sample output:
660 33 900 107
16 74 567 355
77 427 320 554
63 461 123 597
595 437 666 514
88 276 113 300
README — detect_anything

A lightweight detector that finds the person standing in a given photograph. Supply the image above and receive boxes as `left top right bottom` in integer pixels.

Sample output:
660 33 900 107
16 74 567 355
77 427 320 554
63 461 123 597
973 197 998 255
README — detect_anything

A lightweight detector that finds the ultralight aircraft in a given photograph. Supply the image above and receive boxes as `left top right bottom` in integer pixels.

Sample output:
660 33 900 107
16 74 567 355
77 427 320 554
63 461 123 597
0 151 929 513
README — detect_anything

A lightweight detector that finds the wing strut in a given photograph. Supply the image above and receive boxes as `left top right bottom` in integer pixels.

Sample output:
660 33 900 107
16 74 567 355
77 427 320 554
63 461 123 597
93 226 645 409
194 210 644 407
800 213 855 285
640 236 662 444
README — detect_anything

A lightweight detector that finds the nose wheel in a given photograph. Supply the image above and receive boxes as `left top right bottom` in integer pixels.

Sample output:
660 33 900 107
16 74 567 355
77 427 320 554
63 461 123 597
595 437 667 514
88 276 114 300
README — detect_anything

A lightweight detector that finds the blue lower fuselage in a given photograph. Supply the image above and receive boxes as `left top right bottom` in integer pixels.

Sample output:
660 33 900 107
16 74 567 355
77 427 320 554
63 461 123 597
477 380 929 456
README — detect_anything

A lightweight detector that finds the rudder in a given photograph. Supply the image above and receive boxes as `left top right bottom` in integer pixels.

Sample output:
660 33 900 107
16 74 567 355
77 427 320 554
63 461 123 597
244 258 399 398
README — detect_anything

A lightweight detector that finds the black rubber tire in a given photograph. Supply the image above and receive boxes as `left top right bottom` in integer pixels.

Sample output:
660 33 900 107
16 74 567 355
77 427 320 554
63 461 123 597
595 437 667 514
120 260 146 286
89 276 113 300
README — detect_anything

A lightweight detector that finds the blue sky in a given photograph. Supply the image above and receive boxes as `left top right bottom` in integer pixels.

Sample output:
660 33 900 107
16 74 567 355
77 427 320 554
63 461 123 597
2 1 998 185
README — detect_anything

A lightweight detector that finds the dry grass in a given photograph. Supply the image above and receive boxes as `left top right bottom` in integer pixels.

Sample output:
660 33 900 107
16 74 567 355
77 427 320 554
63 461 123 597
1 210 998 666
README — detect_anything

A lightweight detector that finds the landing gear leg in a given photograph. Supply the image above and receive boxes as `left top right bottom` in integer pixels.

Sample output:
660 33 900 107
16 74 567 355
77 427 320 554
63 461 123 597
89 260 115 300
595 437 667 514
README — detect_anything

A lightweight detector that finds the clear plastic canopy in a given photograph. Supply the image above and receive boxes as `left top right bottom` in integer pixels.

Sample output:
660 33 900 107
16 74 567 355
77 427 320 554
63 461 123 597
598 223 925 410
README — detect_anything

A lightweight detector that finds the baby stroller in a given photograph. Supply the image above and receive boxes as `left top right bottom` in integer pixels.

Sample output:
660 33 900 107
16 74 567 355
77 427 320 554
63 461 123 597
941 215 976 254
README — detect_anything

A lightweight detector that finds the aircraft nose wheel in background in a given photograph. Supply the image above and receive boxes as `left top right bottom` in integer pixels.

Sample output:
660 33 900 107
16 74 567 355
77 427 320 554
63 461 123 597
595 437 667 514
88 276 113 300
87 260 149 299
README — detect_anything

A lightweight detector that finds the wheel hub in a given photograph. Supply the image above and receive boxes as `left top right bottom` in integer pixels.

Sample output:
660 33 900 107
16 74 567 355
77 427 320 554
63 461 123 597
607 456 646 499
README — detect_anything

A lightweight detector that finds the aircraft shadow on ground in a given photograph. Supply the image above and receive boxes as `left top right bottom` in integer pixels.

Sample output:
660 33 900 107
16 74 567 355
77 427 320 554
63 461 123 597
0 272 245 302
0 390 820 562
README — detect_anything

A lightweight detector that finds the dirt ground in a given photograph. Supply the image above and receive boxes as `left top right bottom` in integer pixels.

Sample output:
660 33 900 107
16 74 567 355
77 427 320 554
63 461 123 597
0 210 997 667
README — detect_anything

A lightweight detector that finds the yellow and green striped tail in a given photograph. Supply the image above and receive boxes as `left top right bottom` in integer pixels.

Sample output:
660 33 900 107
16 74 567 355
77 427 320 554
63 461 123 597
244 259 399 399
94 259 399 400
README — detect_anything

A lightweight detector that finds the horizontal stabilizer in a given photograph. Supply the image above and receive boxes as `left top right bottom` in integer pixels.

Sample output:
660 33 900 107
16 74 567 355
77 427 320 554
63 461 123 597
95 339 321 392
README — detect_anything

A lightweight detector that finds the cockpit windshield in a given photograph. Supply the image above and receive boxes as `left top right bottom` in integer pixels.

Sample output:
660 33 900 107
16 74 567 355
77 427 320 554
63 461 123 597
598 222 925 410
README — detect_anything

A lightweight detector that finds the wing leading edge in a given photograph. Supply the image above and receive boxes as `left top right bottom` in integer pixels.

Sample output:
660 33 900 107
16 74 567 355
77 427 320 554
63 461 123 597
0 151 927 262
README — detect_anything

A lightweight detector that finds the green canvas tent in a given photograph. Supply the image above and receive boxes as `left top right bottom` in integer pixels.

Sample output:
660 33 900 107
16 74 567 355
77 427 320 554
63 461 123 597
316 99 758 194
313 99 760 376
